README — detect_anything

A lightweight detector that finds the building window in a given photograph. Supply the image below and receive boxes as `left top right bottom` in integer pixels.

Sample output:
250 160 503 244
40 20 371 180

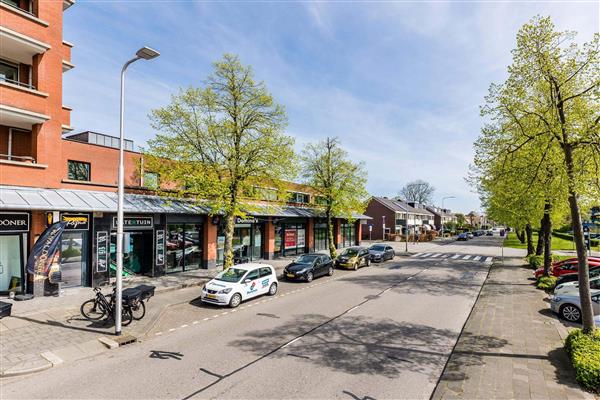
68 160 90 181
143 172 159 189
253 187 277 202
0 60 18 85
289 192 310 204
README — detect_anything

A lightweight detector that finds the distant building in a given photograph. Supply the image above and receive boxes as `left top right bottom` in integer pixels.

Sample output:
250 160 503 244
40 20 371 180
362 197 435 240
425 205 456 230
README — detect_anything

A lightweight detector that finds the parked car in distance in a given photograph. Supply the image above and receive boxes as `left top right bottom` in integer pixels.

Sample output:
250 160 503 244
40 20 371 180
535 260 600 279
368 244 395 262
486 230 493 236
466 232 474 239
550 289 600 322
283 253 334 282
553 256 600 267
201 263 278 308
556 267 600 286
555 276 600 295
335 247 371 270
457 233 469 241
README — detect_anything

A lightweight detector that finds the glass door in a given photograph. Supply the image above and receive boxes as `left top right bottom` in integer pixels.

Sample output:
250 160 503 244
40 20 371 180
60 231 88 287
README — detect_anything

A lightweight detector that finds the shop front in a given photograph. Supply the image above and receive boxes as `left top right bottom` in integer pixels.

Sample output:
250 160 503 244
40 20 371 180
275 219 307 257
165 215 204 273
217 217 264 266
0 212 29 294
339 221 356 248
59 213 91 288
313 220 328 252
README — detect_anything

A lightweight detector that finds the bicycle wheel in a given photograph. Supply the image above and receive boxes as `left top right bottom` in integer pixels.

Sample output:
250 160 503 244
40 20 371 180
131 300 146 320
121 306 133 326
81 299 105 321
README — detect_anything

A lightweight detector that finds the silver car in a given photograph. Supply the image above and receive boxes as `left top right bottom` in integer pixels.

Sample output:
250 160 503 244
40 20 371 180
554 276 600 295
550 289 600 322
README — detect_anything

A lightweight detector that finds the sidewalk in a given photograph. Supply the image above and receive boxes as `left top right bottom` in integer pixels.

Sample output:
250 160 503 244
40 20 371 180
0 258 293 377
431 257 595 400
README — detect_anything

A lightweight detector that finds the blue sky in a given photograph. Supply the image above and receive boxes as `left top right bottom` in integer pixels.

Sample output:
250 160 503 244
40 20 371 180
63 1 599 213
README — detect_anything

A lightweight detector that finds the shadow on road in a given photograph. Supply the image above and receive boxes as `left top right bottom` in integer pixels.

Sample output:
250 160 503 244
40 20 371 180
228 313 508 380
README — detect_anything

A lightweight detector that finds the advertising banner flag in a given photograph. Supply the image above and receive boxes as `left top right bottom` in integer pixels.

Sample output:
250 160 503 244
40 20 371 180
26 222 67 276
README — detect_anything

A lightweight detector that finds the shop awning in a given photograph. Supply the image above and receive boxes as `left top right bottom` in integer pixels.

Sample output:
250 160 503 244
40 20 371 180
0 185 371 220
0 185 211 214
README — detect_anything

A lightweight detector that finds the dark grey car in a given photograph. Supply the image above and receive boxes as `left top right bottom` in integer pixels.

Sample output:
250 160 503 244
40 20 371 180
368 244 395 262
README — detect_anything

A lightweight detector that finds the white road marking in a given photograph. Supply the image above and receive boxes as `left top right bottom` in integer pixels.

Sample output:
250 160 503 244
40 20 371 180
451 254 460 259
420 253 431 258
462 255 472 260
430 253 441 258
169 328 176 332
212 314 220 318
485 257 493 263
473 256 482 261
282 337 301 349
203 317 210 321
181 324 189 328
382 287 392 293
193 321 200 324
407 276 414 280
414 253 424 257
347 305 360 313
155 332 163 335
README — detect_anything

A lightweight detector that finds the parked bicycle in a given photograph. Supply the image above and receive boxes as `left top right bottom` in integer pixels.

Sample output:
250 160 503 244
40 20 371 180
80 285 156 325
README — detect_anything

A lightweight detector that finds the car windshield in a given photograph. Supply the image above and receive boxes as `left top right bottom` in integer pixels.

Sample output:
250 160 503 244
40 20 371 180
214 268 247 283
370 245 385 251
295 255 319 264
341 249 359 257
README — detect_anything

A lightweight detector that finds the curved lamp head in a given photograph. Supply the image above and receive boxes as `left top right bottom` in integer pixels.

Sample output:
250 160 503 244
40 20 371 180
136 47 160 60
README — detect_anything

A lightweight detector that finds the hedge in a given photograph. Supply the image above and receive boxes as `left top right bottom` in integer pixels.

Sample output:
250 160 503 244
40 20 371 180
564 329 600 392
536 275 557 290
527 254 543 269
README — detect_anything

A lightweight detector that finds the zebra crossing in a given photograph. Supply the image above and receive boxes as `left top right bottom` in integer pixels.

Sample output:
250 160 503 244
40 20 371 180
413 252 494 264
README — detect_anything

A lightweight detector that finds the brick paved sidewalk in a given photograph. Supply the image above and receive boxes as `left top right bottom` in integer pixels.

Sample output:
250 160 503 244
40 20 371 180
432 257 595 400
0 259 294 377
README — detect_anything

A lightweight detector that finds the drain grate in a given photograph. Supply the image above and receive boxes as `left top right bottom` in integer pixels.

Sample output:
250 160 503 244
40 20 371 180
114 334 138 346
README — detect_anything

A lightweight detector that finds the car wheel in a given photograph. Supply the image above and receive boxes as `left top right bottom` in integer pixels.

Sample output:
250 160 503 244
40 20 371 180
268 282 278 296
328 266 334 276
354 262 358 271
229 293 242 308
306 272 314 282
366 258 371 267
560 304 582 322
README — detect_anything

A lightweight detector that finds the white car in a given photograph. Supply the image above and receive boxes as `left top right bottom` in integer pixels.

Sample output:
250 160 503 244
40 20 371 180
201 263 278 308
554 276 600 296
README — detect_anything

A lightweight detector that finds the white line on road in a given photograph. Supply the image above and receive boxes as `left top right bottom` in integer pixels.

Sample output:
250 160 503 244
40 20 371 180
169 328 176 332
155 332 162 335
420 253 431 257
414 253 423 257
485 257 493 263
407 276 414 280
193 321 200 324
282 337 301 349
382 287 392 293
212 314 220 318
203 317 210 321
462 255 472 260
473 256 482 261
347 305 360 313
431 253 441 258
181 324 189 328
451 254 460 259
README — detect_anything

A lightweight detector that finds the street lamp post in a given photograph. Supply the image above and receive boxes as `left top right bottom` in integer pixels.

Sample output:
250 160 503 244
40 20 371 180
115 47 159 336
440 196 456 239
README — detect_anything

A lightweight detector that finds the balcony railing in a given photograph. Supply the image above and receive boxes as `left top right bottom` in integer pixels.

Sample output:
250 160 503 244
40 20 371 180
0 153 36 163
0 0 34 16
0 77 36 91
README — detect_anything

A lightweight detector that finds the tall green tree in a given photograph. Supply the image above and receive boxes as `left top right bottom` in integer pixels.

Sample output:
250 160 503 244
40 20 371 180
145 54 295 269
300 137 368 258
478 16 599 332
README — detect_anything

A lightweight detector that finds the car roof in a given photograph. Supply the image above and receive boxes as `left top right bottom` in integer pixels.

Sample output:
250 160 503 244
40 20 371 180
230 263 273 271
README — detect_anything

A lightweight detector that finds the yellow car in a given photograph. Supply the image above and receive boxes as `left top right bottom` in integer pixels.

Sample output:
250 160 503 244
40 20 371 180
335 247 371 270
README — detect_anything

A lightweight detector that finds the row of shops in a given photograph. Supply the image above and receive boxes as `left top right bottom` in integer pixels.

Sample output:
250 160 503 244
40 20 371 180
0 186 366 295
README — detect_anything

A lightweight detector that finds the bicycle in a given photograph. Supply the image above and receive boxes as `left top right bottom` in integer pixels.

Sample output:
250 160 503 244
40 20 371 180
80 287 133 326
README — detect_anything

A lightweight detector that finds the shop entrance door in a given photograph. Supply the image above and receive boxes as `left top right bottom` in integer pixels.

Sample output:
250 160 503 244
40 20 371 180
110 231 153 277
60 231 88 287
0 234 25 294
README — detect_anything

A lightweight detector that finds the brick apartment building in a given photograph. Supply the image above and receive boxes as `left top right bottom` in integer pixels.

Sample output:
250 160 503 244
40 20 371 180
362 197 434 240
0 1 367 295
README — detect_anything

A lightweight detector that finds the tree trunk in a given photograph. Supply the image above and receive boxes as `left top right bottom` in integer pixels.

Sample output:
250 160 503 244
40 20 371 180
540 202 552 276
525 223 535 256
563 144 594 333
535 221 545 256
516 229 525 244
223 212 235 269
326 208 337 259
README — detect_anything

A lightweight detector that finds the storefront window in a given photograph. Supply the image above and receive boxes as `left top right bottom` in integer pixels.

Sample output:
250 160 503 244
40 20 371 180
279 222 307 257
314 222 328 251
183 224 202 270
166 223 203 273
0 235 24 292
217 222 264 266
340 223 355 248
166 224 184 273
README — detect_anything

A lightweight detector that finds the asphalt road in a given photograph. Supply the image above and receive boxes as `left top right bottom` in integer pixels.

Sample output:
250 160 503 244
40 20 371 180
2 236 504 400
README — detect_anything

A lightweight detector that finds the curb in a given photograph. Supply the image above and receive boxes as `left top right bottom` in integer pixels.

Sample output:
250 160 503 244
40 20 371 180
0 358 52 378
